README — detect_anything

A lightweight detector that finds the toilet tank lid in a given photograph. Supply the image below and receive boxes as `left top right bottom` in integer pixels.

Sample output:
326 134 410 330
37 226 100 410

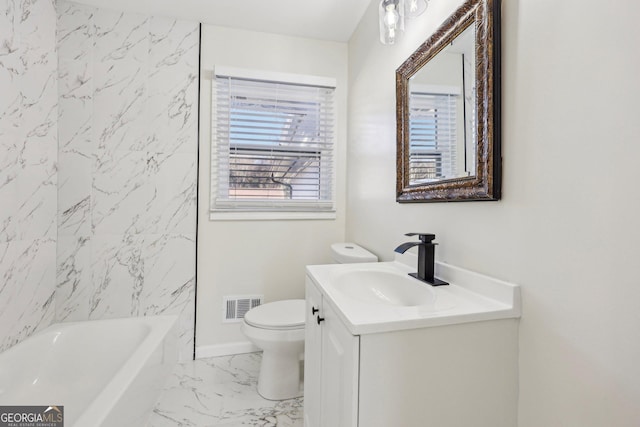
331 243 378 263
244 299 305 329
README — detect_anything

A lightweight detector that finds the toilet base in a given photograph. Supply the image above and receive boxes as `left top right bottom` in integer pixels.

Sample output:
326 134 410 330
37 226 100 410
257 350 303 400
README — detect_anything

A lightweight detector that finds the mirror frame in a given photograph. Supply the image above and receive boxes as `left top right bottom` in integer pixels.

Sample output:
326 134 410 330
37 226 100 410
396 0 501 202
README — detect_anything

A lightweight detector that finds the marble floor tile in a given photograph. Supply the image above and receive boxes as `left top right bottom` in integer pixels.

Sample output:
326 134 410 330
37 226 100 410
148 353 304 427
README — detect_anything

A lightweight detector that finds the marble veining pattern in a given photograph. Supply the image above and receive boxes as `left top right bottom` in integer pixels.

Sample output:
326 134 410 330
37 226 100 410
149 353 304 427
0 0 58 352
56 1 198 360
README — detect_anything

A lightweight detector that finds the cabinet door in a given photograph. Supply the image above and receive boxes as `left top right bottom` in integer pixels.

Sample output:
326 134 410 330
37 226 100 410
304 280 323 427
320 302 359 427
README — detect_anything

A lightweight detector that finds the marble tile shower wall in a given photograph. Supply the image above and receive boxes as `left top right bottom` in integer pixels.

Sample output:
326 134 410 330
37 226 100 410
56 2 199 360
0 0 58 352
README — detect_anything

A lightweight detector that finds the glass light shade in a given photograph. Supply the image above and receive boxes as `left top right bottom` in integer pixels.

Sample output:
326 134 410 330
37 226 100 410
379 0 405 45
405 0 428 18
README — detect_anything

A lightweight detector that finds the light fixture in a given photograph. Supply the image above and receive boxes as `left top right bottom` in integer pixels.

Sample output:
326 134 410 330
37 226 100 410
405 0 428 18
379 0 405 45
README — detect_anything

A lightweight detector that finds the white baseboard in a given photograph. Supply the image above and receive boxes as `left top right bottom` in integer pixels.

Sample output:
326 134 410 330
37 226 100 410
195 341 260 359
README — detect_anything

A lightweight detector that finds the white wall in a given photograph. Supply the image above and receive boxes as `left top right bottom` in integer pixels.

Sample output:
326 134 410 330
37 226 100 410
347 0 640 426
197 25 348 351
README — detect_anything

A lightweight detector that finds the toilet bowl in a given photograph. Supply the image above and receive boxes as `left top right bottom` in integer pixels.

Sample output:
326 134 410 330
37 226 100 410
242 243 378 400
241 299 305 400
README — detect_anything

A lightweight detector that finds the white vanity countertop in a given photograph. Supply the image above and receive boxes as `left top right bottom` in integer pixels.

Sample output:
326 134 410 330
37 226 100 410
305 255 521 335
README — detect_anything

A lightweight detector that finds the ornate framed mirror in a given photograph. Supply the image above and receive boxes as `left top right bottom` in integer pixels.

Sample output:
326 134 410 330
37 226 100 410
396 0 500 202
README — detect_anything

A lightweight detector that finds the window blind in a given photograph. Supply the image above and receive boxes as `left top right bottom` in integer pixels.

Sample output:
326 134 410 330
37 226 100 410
409 91 458 184
212 73 336 213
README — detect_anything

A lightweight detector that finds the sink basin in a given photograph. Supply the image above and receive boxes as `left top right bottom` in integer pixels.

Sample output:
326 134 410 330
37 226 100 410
306 260 520 335
332 269 436 307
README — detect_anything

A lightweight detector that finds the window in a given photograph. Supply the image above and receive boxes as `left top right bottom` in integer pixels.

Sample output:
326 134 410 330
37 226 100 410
211 68 336 220
408 90 458 184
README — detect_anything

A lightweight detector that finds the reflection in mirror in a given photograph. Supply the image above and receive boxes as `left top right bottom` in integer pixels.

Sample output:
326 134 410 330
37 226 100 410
396 0 500 202
408 24 476 185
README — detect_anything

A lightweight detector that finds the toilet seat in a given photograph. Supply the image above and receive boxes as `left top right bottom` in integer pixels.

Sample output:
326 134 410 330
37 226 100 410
240 243 377 400
244 299 305 330
241 299 306 400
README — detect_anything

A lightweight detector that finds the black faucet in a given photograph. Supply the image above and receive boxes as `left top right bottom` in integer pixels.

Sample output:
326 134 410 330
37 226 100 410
394 233 449 286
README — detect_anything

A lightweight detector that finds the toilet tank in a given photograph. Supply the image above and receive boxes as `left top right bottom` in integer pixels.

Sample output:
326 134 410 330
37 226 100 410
331 243 378 264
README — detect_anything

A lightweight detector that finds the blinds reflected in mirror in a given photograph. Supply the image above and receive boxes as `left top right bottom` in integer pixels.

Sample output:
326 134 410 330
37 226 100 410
212 73 336 212
408 91 458 185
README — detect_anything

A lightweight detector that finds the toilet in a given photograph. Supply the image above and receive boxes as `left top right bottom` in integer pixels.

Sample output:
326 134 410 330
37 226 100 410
241 242 378 400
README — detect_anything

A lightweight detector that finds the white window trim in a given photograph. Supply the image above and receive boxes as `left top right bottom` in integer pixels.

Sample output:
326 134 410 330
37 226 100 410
410 83 461 96
210 67 338 221
209 211 337 221
214 66 336 90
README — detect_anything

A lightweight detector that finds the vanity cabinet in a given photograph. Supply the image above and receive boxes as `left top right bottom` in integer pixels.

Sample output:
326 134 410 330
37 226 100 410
304 280 358 427
304 275 519 427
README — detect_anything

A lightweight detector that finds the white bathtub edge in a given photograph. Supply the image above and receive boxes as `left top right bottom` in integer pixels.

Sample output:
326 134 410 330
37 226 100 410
74 315 179 427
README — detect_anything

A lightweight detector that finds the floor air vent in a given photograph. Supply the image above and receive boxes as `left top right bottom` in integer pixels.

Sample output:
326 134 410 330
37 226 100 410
223 295 263 322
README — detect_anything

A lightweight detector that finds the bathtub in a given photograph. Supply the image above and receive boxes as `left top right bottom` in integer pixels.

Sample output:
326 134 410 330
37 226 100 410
0 315 178 426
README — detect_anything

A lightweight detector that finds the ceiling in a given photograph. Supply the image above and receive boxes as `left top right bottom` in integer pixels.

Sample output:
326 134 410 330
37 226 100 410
73 0 373 42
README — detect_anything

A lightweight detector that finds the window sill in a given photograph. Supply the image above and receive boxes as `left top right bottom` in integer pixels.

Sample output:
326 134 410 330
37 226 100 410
209 211 337 221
